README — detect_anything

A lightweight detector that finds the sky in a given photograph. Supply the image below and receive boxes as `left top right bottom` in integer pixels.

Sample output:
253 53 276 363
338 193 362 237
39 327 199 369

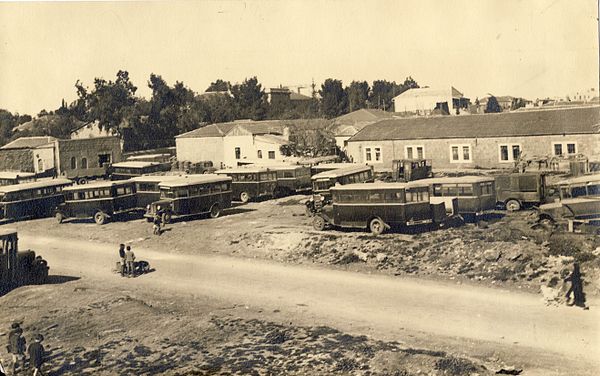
0 0 598 115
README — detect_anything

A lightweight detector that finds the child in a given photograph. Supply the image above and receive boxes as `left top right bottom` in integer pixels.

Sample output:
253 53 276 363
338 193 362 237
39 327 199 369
27 333 45 376
7 323 26 374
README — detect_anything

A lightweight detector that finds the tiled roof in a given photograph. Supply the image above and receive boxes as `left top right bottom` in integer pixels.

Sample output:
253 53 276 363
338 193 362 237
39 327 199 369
333 109 395 124
349 106 600 142
176 120 287 139
1 136 57 149
289 92 312 101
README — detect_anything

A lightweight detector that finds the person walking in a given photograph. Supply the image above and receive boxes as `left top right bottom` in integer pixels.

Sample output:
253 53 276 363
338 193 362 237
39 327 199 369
7 322 26 375
565 262 587 308
27 334 45 376
125 245 136 277
118 243 126 276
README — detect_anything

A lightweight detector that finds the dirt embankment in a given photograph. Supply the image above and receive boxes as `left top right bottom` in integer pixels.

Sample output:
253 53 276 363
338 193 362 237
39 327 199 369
1 280 501 376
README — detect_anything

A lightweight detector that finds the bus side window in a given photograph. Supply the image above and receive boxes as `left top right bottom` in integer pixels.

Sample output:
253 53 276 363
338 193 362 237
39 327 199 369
368 192 383 202
433 185 442 196
588 184 600 196
458 184 473 196
572 186 587 198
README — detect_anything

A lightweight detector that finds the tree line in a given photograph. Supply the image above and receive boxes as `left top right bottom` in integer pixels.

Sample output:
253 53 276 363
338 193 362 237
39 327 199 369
0 71 419 151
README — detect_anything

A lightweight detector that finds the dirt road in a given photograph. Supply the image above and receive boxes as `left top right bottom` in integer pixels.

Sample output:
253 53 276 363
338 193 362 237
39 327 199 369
21 233 600 374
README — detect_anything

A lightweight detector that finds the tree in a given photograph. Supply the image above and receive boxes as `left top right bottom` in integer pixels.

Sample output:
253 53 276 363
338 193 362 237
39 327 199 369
75 70 138 136
319 79 347 118
345 81 370 112
205 79 231 92
230 77 268 120
485 96 502 113
200 93 236 124
370 77 419 111
511 97 527 111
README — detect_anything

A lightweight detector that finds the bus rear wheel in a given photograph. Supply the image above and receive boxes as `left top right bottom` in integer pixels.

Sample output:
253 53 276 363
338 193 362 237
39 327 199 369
240 192 250 203
369 218 385 235
161 212 172 224
94 211 108 225
506 199 521 211
55 212 64 224
210 204 221 218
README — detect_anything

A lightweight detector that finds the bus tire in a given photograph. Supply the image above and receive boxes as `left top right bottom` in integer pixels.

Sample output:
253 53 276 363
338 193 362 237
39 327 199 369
161 211 172 224
240 192 250 203
209 204 221 218
77 178 87 185
313 216 326 231
94 211 108 225
506 199 521 211
369 218 385 235
55 212 64 224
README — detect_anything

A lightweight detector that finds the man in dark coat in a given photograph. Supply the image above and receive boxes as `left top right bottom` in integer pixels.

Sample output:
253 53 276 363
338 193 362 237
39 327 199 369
27 333 45 376
118 244 126 276
7 323 26 374
565 263 586 308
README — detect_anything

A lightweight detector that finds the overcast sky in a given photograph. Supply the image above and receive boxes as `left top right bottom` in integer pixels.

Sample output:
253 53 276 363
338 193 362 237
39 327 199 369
0 0 598 115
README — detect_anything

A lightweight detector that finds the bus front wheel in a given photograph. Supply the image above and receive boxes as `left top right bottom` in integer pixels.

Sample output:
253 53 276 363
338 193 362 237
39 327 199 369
369 218 385 235
240 192 250 203
313 216 326 231
55 212 64 224
161 212 172 224
94 211 108 225
210 204 221 218
506 199 521 211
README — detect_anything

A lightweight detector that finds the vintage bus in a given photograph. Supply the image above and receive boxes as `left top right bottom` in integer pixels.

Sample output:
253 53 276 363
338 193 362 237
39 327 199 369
390 159 433 182
309 162 363 176
109 161 171 180
494 172 548 211
412 176 497 220
313 182 449 235
0 179 73 222
130 174 191 208
55 180 138 225
264 165 312 196
144 175 233 223
215 168 277 203
306 165 374 214
0 171 36 186
538 197 600 225
555 174 600 200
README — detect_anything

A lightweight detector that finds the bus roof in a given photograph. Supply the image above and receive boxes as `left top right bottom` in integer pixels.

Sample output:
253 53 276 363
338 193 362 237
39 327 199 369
311 163 366 171
330 182 416 191
557 173 600 186
0 228 18 237
0 171 36 179
127 153 171 160
62 180 132 191
111 161 162 168
259 164 306 171
215 167 273 174
0 178 72 193
312 165 372 180
411 176 495 185
129 174 191 183
158 174 232 188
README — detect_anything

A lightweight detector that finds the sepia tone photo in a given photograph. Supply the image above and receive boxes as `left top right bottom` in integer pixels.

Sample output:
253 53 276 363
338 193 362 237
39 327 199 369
0 1 599 375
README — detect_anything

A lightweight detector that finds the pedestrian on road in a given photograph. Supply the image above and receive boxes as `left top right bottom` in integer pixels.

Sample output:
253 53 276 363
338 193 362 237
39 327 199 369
125 245 136 277
565 262 586 308
118 243 126 276
27 334 45 376
6 322 26 375
152 214 162 236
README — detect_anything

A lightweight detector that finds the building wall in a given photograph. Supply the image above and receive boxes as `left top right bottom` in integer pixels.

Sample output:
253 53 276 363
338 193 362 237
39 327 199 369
393 93 454 114
253 138 286 162
223 134 256 167
32 146 56 173
56 136 122 178
347 133 600 170
175 137 225 167
0 149 34 172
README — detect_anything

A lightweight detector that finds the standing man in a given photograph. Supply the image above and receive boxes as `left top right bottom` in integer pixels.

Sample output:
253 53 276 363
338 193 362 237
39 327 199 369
152 214 162 236
565 262 586 308
27 334 45 376
125 245 136 277
118 244 126 276
7 322 26 375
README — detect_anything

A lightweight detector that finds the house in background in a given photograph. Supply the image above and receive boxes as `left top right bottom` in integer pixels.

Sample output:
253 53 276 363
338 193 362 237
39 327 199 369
346 106 600 170
70 121 113 139
269 86 313 113
329 109 395 150
176 119 290 168
0 135 122 182
392 86 469 115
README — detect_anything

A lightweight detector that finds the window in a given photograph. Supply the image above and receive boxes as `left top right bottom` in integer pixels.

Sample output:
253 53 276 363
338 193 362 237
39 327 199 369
552 142 577 156
364 146 382 163
384 191 404 202
70 157 77 169
235 147 241 160
283 171 294 178
588 184 600 196
457 184 474 196
480 182 494 195
499 144 521 162
405 145 425 159
98 154 111 167
268 151 276 159
450 145 472 163
37 159 44 171
81 157 88 169
368 192 383 202
257 150 262 159
571 186 587 198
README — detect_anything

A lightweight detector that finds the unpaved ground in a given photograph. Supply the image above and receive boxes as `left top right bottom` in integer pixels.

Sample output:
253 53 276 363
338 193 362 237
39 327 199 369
14 195 600 299
1 277 500 376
